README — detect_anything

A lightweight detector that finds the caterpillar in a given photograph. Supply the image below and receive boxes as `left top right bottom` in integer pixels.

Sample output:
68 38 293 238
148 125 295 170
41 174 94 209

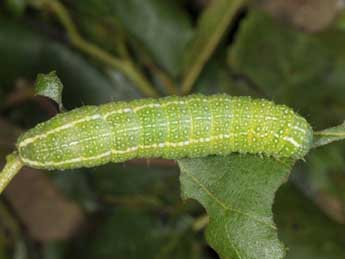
16 94 313 170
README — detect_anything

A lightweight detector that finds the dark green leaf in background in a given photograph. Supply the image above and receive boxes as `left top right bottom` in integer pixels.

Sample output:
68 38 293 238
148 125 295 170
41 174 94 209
60 164 209 259
0 20 128 108
72 0 194 78
292 143 345 224
4 0 27 16
74 208 205 259
191 49 258 96
228 10 345 128
88 163 182 208
275 183 345 259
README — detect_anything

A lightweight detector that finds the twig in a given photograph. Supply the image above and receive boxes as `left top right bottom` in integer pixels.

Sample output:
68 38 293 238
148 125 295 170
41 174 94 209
313 131 343 136
131 41 179 95
146 62 179 96
29 0 160 98
181 0 246 95
2 80 36 110
192 214 209 231
0 152 24 194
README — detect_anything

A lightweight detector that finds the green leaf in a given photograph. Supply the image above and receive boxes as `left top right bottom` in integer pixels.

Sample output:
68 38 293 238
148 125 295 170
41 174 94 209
49 171 98 212
312 122 345 148
192 49 257 96
178 154 294 259
275 183 345 259
35 71 64 111
87 162 191 212
4 0 27 16
181 0 246 94
292 143 345 224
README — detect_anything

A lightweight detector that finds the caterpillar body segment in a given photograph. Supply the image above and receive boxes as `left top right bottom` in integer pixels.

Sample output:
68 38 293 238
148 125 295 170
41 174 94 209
16 94 313 170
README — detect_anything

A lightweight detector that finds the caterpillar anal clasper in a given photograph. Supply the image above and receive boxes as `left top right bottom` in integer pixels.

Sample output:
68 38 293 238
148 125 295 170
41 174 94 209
16 94 313 170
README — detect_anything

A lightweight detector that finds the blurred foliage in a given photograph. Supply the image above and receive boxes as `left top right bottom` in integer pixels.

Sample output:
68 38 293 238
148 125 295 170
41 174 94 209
229 10 345 128
71 0 194 78
70 208 204 259
0 20 122 108
0 0 345 258
275 183 345 259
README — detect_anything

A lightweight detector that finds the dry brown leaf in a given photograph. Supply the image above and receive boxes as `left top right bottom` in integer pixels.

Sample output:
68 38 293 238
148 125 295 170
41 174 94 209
257 0 344 32
0 118 85 241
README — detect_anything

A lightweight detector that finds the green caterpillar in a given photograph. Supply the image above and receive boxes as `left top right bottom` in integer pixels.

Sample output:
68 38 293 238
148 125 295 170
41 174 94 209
16 94 313 170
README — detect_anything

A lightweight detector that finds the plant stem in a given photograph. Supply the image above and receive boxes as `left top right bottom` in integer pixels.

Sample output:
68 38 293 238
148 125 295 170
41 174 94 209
146 62 179 95
312 122 345 148
131 41 179 95
192 214 209 231
30 0 160 98
313 131 344 136
181 0 246 95
0 152 24 194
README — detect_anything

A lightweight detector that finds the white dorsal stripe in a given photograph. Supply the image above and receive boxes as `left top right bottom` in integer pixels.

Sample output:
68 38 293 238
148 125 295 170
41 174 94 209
18 98 208 148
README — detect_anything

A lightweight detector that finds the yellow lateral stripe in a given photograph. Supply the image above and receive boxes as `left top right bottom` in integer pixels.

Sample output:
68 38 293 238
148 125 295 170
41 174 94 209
20 132 301 168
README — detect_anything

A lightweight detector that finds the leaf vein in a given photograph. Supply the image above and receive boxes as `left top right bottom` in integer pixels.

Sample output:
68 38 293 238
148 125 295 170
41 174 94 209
225 225 242 259
184 170 276 229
